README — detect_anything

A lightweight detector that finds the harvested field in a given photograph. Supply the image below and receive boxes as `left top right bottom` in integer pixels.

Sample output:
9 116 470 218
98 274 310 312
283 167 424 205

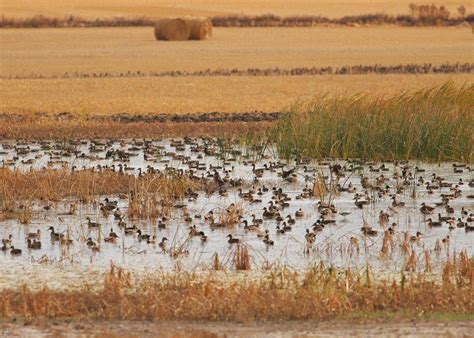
1 27 471 77
1 75 472 116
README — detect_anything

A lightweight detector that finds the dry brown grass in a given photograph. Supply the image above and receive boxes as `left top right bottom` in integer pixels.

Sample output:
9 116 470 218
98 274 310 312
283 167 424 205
0 168 205 219
0 259 471 321
0 0 470 19
1 27 471 77
0 118 273 140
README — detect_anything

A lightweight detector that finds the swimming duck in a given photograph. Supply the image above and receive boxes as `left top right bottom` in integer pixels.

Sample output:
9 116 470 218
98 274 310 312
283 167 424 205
427 218 442 227
136 230 150 241
27 238 41 249
26 229 41 239
86 217 101 228
263 234 274 246
295 208 304 218
48 226 63 241
420 203 435 214
199 231 208 242
10 246 22 256
159 237 168 250
227 234 240 244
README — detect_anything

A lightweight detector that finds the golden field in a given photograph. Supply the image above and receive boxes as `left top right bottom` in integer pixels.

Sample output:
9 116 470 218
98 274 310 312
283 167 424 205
1 27 472 77
1 75 472 115
1 0 471 19
1 26 472 114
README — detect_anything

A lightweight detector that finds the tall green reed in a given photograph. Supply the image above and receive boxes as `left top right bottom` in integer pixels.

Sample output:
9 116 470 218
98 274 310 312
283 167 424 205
275 82 473 162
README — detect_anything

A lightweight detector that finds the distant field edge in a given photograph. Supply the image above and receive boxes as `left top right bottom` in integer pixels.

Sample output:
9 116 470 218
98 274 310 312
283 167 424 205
0 12 473 28
2 63 472 80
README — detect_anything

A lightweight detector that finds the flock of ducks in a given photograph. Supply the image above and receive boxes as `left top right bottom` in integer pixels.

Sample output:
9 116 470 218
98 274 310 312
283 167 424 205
1 138 473 262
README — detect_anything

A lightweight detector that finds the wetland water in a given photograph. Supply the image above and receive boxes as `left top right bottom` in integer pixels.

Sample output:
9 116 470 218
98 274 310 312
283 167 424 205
0 138 473 289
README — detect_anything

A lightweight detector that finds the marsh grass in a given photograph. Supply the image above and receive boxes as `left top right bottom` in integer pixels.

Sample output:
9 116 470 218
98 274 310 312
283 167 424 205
0 168 204 219
276 83 473 162
0 119 274 140
0 257 471 321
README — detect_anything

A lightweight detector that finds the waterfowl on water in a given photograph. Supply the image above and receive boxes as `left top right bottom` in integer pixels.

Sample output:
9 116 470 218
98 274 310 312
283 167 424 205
361 226 378 236
263 234 274 246
27 238 42 249
427 218 442 227
48 226 63 241
410 232 422 242
295 208 304 218
26 229 41 239
227 234 240 244
86 217 101 228
286 215 296 225
159 237 168 250
199 231 208 242
10 246 22 256
87 237 96 247
275 225 286 235
2 234 13 245
136 230 150 241
109 228 119 239
420 203 435 214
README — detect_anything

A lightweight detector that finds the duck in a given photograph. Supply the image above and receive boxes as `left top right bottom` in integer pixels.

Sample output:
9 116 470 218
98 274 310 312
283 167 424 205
427 218 442 227
251 214 263 225
136 229 150 241
295 208 304 218
420 203 435 214
10 246 22 256
281 222 292 231
27 238 42 249
86 217 101 228
305 229 316 244
26 229 41 239
2 234 13 245
410 232 422 242
159 237 168 250
86 237 97 247
48 226 63 241
189 225 200 236
263 234 274 246
286 215 296 225
108 228 119 239
227 234 240 244
361 226 378 236
276 225 286 235
199 231 208 242
146 235 156 244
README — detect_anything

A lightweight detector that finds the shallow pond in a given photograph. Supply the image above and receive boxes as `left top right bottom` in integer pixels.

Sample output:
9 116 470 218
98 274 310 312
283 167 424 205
0 138 473 288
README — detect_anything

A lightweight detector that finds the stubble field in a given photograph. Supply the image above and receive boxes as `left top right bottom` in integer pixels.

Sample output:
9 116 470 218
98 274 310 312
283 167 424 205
1 26 472 115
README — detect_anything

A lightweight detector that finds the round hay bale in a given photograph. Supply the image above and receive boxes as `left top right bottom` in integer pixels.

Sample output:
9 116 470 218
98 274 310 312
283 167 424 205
154 18 190 41
183 17 213 40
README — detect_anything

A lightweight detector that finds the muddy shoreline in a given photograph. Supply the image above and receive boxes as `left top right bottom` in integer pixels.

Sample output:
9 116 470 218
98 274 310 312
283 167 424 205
1 318 473 337
0 111 285 123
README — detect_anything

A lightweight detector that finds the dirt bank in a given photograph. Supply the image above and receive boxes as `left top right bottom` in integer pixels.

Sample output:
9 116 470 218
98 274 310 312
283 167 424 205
1 319 473 337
